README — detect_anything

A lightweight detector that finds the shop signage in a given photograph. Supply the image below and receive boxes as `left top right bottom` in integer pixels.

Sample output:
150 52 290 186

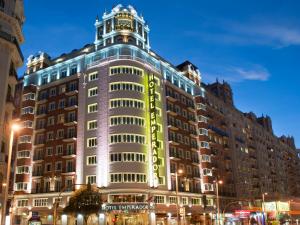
263 201 290 212
103 203 154 211
148 73 159 186
235 210 251 218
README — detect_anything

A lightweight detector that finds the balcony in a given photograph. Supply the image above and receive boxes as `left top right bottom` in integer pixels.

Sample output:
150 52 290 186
36 110 47 118
64 118 77 126
62 149 76 159
0 30 24 61
33 154 44 162
62 168 75 175
32 171 43 177
169 151 180 160
65 89 78 96
63 134 77 142
65 102 78 111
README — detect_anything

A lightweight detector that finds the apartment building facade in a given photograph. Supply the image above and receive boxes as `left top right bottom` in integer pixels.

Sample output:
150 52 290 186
11 4 300 225
0 0 24 224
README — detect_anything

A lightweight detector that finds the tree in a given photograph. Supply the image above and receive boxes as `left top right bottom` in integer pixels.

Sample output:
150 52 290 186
63 184 103 225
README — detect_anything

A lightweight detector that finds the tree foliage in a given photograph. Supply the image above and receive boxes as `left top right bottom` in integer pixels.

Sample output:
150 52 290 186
63 184 103 224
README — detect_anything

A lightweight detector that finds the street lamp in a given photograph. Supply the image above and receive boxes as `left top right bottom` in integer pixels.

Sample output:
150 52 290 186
3 123 20 225
175 169 183 225
262 192 268 224
214 180 223 225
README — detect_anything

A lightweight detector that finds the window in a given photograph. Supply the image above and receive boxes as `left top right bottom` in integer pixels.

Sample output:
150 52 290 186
66 143 75 155
46 132 54 141
55 162 62 171
21 107 34 115
182 197 188 205
22 120 33 128
110 116 144 126
201 155 211 162
198 115 208 123
59 85 66 94
110 66 143 76
45 163 52 172
89 72 98 81
70 65 77 75
17 150 30 158
51 72 57 82
87 155 97 165
60 69 67 78
56 129 64 139
19 135 31 143
88 103 98 113
169 196 177 204
199 128 208 136
154 195 165 204
109 82 144 93
87 120 98 130
200 141 210 149
15 182 28 191
87 137 97 147
203 183 214 191
191 198 201 205
88 87 98 97
47 116 55 126
86 175 96 184
49 88 56 97
110 173 122 183
196 103 206 111
123 173 146 183
202 168 212 176
110 99 144 109
23 93 35 101
16 166 30 174
110 134 145 144
17 199 28 207
58 99 65 109
57 114 64 124
33 198 48 207
110 153 122 162
56 145 63 155
46 147 53 156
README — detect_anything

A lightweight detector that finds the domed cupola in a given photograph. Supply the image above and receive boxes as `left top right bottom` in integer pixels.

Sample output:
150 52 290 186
94 4 150 51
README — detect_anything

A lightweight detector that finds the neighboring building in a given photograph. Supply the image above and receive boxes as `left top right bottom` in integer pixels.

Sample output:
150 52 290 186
0 0 24 224
11 4 300 225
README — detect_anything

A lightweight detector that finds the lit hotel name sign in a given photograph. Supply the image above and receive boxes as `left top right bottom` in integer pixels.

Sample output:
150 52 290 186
103 203 154 211
148 73 159 185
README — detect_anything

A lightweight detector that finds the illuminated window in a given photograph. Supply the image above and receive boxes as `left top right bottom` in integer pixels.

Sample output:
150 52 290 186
203 183 214 191
110 66 143 76
181 197 188 205
15 182 28 191
17 199 28 207
110 116 145 126
196 103 206 111
154 195 165 204
87 120 98 130
110 99 144 109
21 107 34 115
191 198 201 205
110 134 145 144
88 87 98 97
19 135 31 143
110 82 144 93
87 155 97 165
169 196 177 204
23 93 35 101
33 198 48 207
22 120 33 128
88 103 98 113
202 168 212 176
87 137 97 147
16 166 30 174
201 155 211 162
123 173 147 183
198 115 208 123
89 72 98 81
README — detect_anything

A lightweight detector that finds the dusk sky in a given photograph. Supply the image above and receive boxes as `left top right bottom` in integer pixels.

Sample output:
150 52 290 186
22 0 300 147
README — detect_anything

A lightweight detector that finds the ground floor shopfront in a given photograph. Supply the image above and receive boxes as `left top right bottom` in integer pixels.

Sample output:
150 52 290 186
12 204 215 225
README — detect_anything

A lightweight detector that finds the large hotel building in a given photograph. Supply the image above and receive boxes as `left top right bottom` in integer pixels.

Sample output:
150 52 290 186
11 4 300 225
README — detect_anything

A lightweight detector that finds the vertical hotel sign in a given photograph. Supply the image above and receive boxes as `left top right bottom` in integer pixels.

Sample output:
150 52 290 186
148 73 159 186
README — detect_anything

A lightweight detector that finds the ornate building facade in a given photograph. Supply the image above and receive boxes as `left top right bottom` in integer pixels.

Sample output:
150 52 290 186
11 4 300 225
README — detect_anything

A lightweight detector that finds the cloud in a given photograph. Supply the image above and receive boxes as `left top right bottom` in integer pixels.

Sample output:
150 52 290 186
202 64 270 83
185 20 300 48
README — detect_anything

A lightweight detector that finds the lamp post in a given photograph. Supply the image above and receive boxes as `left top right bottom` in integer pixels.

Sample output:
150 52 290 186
262 192 268 225
214 180 223 225
3 123 20 225
175 169 183 225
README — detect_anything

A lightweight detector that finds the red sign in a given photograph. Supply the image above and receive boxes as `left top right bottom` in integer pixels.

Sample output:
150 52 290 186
235 210 251 218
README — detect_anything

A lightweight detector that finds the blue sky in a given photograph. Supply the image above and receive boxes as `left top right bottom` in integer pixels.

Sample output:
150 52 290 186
22 0 300 147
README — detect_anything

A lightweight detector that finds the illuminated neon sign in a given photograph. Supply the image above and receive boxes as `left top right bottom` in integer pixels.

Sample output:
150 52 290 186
148 73 159 186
